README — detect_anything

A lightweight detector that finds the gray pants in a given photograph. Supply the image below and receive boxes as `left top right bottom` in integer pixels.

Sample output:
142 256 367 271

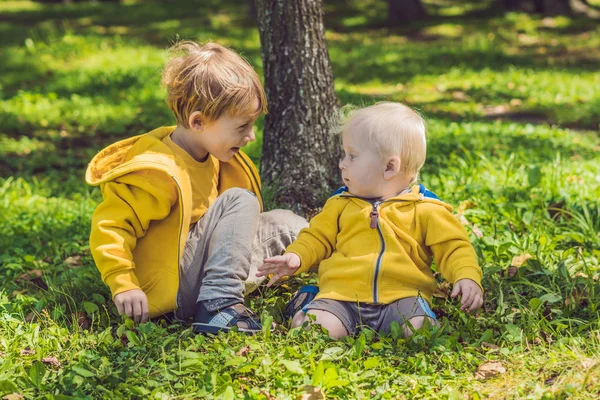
175 188 308 320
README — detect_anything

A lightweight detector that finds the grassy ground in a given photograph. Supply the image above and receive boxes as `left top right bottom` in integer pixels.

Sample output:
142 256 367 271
1 0 600 398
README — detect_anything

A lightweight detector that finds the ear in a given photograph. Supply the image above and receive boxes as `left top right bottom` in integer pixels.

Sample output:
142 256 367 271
188 111 204 131
383 156 401 180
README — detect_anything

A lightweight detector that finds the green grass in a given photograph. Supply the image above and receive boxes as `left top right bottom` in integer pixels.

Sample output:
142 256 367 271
1 0 600 398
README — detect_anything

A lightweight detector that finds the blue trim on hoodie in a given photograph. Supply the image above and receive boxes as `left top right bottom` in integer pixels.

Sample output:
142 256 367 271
331 184 442 201
419 184 441 200
332 186 348 197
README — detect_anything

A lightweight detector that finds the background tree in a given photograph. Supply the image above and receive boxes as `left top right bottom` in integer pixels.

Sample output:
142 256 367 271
387 0 428 25
497 0 599 15
255 0 341 213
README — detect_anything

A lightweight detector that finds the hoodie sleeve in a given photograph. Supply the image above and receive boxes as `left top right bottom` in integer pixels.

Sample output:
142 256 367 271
285 198 343 274
89 170 178 298
424 205 483 290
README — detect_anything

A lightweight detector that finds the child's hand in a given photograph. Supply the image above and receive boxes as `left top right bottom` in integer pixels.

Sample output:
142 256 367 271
256 253 301 287
451 279 483 313
114 289 149 323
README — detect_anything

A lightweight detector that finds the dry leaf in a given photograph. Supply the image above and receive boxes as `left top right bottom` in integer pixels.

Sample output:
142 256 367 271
433 281 452 299
64 255 82 268
236 346 250 357
511 253 532 267
0 351 6 358
24 312 36 323
259 389 277 400
3 394 24 400
42 356 61 367
581 358 597 370
452 91 467 101
565 288 589 307
72 312 91 329
20 349 35 356
472 224 483 238
501 266 518 279
457 200 477 214
544 372 558 386
301 386 325 400
16 269 42 281
475 361 506 380
15 269 47 290
509 99 522 107
480 342 499 350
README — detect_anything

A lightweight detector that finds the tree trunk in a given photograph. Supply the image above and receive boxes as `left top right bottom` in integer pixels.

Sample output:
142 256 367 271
387 0 427 25
255 0 341 214
248 0 257 23
540 0 572 14
498 0 522 10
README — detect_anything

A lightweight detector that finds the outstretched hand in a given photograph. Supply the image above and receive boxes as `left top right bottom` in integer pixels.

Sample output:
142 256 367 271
451 279 483 313
256 253 301 287
114 289 149 323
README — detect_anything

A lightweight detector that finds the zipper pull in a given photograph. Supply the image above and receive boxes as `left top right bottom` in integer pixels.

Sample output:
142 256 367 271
370 203 380 229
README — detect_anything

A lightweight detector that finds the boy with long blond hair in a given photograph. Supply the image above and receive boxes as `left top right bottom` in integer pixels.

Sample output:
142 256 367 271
86 41 307 334
258 102 483 338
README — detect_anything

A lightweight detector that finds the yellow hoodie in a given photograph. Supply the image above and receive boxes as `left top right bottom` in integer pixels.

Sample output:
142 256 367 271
85 126 263 318
286 185 482 305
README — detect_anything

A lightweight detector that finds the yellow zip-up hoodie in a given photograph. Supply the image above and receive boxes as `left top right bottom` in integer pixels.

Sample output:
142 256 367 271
85 126 263 318
286 185 482 305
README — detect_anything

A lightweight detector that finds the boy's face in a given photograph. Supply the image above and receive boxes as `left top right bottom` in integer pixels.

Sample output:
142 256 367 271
188 98 260 162
339 128 388 198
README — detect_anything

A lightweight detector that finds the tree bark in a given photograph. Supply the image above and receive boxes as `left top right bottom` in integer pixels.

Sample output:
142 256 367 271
498 0 522 10
248 0 257 23
539 0 572 14
387 0 427 25
255 0 341 213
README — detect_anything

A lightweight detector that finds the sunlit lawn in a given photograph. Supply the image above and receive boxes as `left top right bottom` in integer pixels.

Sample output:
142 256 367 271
1 0 600 398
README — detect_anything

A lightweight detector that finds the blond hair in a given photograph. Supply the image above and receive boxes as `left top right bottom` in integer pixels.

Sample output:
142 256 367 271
342 102 426 182
161 41 267 128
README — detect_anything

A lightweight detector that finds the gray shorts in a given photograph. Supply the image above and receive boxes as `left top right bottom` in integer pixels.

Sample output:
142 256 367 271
304 297 437 335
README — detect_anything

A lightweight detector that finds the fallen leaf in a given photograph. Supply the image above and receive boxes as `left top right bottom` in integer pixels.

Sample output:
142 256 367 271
301 386 325 400
472 224 483 238
0 351 6 357
581 358 597 369
480 342 499 350
20 349 35 356
483 104 510 116
64 255 82 268
24 312 36 323
3 394 24 400
475 361 506 380
565 287 589 307
452 91 467 101
42 356 61 367
259 389 276 400
433 281 451 298
15 269 47 290
542 302 552 320
509 98 522 107
548 199 567 220
544 372 558 386
236 346 250 357
457 200 477 214
72 312 90 329
501 266 519 279
540 330 553 344
511 253 532 267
